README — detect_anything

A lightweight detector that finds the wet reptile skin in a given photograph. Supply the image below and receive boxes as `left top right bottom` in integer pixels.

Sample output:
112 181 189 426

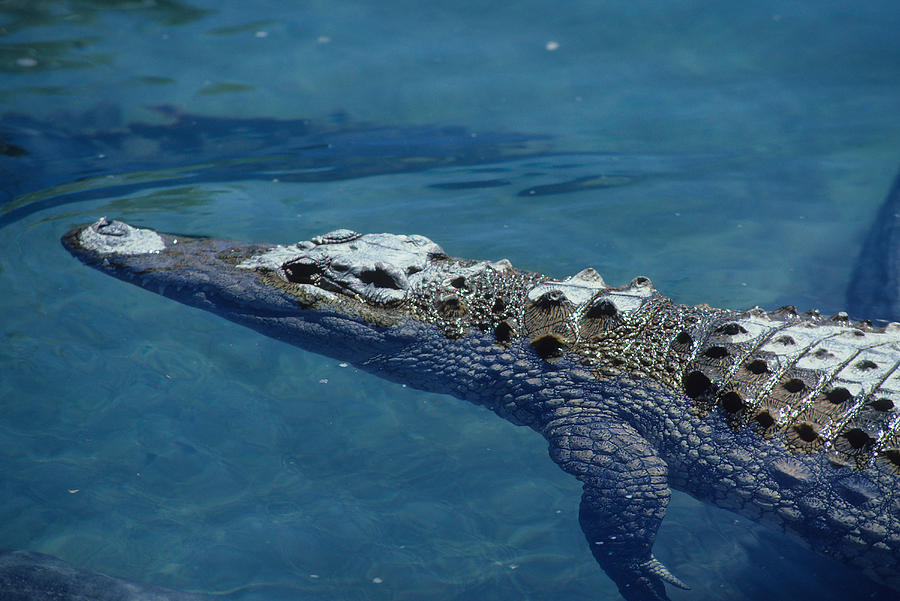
63 218 900 601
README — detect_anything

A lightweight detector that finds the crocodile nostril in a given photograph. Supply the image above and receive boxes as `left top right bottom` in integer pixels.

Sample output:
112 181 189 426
97 219 128 236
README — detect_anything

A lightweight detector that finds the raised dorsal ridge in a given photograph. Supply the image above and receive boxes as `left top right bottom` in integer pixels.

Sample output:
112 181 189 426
567 267 606 287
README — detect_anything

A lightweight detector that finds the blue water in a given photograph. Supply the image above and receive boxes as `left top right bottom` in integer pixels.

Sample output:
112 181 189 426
2 2 900 600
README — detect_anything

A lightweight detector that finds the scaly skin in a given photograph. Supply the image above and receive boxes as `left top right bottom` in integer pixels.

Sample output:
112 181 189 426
62 218 900 601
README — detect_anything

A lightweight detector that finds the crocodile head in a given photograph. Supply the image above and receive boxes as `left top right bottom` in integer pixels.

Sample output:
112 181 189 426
60 217 547 369
61 218 677 371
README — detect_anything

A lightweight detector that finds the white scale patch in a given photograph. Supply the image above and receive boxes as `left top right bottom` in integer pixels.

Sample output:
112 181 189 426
237 232 442 274
760 323 850 359
527 268 656 317
78 218 165 255
237 243 309 271
527 268 608 305
730 317 900 406
238 230 511 303
602 291 651 313
716 315 775 344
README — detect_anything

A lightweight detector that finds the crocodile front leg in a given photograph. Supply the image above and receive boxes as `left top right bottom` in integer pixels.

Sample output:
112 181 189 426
546 416 686 601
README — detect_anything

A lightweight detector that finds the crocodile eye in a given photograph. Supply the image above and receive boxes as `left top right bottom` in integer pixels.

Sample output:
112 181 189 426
283 258 319 284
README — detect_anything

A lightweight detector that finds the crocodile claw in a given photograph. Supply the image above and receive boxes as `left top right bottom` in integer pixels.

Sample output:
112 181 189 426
612 555 688 601
640 556 689 590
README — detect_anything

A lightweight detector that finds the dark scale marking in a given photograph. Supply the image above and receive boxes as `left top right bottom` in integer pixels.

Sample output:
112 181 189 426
745 358 768 374
720 391 744 413
871 398 895 411
531 333 566 360
494 320 514 345
826 387 853 404
843 428 875 450
585 298 618 318
631 275 652 288
785 422 825 455
436 294 467 320
524 289 575 340
769 458 813 488
684 371 714 399
450 275 468 289
837 475 880 506
755 411 776 429
769 458 814 488
703 346 730 359
794 423 819 443
578 295 628 342
783 378 806 393
715 322 748 335
814 348 835 359
882 450 900 469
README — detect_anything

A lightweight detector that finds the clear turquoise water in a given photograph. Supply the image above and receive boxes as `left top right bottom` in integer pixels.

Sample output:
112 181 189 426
2 2 900 600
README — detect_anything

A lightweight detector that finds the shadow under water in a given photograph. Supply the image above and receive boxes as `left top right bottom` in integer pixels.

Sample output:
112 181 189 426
0 548 214 601
848 169 900 322
0 105 554 227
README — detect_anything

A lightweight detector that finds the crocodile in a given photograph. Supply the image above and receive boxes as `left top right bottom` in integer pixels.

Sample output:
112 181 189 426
62 217 900 601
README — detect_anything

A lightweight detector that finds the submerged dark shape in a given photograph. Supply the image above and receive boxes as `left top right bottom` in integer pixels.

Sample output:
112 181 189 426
63 216 900 601
0 548 211 601
517 174 633 197
848 169 900 322
0 105 550 226
429 178 511 190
